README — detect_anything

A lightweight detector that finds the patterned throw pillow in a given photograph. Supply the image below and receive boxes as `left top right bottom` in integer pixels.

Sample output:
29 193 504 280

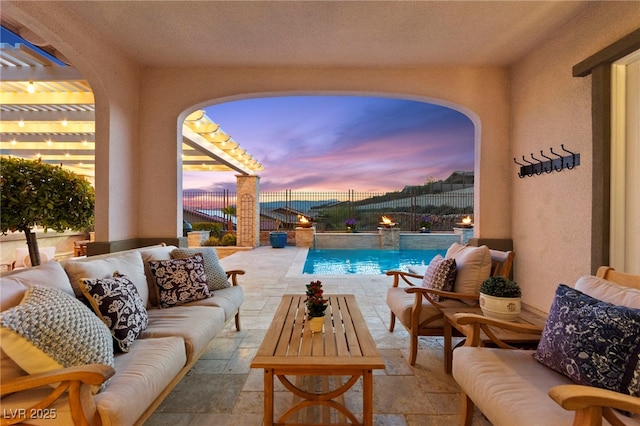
422 255 457 302
148 254 211 308
0 286 114 391
534 284 640 396
80 272 149 353
171 248 230 291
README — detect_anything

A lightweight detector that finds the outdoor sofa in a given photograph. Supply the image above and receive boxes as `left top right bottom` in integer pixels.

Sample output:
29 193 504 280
0 244 244 425
452 266 640 426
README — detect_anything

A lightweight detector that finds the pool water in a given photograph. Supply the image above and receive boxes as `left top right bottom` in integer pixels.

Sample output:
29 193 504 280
303 249 446 275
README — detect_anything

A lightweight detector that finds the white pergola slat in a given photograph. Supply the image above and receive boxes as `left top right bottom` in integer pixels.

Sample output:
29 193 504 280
0 41 263 183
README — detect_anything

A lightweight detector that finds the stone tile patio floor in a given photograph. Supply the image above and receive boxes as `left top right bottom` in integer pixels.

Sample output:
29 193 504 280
146 246 492 426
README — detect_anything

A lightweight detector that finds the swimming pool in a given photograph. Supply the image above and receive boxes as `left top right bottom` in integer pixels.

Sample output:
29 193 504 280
302 249 446 274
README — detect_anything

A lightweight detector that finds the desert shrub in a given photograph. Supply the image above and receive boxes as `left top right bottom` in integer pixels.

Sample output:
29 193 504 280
192 222 223 238
220 233 236 246
203 236 220 246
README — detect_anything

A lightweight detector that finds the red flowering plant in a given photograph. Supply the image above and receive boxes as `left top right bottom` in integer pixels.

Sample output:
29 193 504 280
305 280 328 318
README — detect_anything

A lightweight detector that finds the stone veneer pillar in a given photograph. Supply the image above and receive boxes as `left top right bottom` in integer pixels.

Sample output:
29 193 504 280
295 227 315 247
453 227 474 245
379 228 400 249
236 175 260 248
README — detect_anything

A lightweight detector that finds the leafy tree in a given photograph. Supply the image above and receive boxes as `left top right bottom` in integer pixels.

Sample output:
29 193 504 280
1 157 94 266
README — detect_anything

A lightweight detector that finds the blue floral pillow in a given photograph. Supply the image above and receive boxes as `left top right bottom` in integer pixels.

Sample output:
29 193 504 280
534 284 640 396
148 254 211 308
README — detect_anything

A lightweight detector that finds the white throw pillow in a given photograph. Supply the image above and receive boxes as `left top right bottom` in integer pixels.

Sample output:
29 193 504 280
446 243 492 295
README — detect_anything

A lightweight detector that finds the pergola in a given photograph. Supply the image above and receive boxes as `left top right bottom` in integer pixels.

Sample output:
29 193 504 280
0 40 263 185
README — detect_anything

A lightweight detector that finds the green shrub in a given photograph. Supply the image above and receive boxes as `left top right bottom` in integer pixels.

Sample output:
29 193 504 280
203 236 220 246
479 276 521 298
220 233 236 246
191 222 223 237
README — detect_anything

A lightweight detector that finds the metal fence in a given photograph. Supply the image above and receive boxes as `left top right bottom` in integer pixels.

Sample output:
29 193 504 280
184 189 474 232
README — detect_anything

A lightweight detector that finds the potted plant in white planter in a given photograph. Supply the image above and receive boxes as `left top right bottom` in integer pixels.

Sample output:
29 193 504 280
478 276 522 321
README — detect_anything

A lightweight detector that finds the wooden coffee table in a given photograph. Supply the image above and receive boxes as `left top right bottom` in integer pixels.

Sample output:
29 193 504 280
251 294 385 426
441 306 546 374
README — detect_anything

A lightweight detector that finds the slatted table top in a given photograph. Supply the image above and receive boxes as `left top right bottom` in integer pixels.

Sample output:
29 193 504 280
251 294 385 371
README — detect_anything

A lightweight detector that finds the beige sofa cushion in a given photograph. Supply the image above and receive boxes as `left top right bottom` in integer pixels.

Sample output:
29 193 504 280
64 251 149 306
185 285 243 322
1 261 74 308
453 347 575 426
142 305 225 363
575 275 640 308
445 243 492 295
95 336 186 426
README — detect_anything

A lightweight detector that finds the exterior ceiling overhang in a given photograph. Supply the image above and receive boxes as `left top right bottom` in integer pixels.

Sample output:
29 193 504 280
0 41 263 182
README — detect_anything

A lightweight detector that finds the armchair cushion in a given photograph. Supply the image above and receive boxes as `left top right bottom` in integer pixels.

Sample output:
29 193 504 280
534 284 640 396
421 255 457 302
80 272 149 353
386 287 468 328
148 254 211 308
445 243 491 295
0 286 114 391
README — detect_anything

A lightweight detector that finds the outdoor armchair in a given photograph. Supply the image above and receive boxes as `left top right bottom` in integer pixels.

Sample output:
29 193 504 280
385 243 515 365
452 266 640 426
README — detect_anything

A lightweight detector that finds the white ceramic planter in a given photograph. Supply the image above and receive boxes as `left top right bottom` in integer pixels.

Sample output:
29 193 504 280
479 293 521 321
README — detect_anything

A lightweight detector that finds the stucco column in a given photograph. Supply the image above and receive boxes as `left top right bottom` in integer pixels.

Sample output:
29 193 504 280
236 175 260 248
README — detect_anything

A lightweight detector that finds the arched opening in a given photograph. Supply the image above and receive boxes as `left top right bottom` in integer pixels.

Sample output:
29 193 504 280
180 95 478 247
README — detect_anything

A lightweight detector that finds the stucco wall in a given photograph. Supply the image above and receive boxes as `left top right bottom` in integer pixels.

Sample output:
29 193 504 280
138 66 512 241
4 1 142 243
510 2 640 312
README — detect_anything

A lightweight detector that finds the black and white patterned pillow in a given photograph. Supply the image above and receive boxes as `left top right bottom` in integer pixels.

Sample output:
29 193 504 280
422 255 457 302
171 248 230 291
80 272 148 353
0 286 114 392
148 254 211 308
534 284 640 396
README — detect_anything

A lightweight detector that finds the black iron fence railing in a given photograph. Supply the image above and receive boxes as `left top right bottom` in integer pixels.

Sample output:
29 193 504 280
183 189 474 232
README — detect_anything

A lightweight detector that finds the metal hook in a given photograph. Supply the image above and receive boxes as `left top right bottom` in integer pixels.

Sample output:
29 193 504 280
513 158 525 178
549 147 564 172
530 153 543 175
540 150 553 173
561 144 576 169
521 156 534 176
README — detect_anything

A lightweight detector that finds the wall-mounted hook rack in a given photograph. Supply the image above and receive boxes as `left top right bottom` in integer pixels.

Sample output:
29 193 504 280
514 144 580 178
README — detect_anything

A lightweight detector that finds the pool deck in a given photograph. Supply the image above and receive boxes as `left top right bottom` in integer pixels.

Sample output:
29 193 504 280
146 245 491 426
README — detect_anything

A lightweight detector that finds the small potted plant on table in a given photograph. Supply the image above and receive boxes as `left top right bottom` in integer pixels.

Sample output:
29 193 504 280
479 276 522 321
306 280 328 333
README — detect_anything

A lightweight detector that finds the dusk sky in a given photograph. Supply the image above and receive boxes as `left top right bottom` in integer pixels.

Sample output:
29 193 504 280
182 96 474 192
